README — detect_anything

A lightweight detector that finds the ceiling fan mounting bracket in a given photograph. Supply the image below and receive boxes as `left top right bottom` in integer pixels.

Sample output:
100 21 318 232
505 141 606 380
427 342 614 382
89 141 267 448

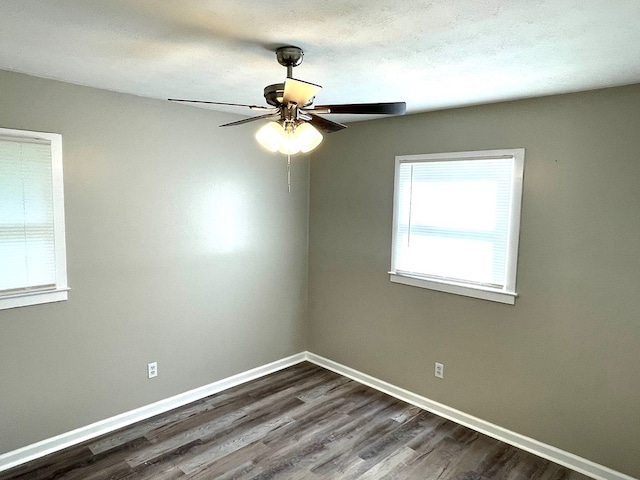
276 46 304 67
276 46 304 78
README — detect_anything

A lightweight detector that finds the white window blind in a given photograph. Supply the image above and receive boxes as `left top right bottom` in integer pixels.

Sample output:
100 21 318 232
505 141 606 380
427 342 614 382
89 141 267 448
390 149 524 304
0 128 68 309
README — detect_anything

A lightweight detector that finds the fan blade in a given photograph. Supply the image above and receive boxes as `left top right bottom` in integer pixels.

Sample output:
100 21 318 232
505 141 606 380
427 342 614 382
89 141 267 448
308 114 348 134
219 112 280 128
283 78 322 106
168 99 274 111
312 102 406 115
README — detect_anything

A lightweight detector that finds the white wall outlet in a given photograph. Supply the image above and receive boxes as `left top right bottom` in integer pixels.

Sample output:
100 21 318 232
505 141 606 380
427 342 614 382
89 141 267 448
435 362 444 379
147 362 158 379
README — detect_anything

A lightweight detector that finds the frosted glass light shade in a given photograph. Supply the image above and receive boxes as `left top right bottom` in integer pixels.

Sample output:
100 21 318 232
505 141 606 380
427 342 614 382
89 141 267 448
296 123 323 153
255 122 284 152
278 129 301 155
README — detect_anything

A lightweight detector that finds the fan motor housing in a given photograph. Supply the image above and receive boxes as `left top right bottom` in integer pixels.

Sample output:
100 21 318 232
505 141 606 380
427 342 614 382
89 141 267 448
264 83 285 107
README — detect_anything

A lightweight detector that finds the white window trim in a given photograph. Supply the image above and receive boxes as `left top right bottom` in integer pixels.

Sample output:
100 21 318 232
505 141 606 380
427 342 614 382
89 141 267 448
0 127 68 310
389 148 525 305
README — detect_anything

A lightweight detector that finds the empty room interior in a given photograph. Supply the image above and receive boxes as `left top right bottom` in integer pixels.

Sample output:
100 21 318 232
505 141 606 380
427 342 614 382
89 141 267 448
1 1 639 479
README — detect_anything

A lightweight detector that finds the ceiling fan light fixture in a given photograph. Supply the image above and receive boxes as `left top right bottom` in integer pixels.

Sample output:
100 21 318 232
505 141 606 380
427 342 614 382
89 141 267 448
256 121 323 155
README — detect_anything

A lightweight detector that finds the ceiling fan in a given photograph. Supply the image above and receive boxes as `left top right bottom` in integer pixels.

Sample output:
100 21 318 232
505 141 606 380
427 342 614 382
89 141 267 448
168 46 406 156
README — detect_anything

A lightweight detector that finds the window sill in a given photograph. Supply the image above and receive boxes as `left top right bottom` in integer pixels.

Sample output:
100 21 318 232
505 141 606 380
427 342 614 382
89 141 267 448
0 288 69 311
389 273 516 305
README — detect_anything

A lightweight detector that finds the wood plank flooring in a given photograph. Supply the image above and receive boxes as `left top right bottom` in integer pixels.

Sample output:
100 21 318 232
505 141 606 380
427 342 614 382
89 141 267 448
0 362 591 479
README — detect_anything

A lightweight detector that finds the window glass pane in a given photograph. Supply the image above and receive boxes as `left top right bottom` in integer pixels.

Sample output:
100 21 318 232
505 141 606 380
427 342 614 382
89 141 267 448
411 180 498 231
0 137 56 292
397 235 495 285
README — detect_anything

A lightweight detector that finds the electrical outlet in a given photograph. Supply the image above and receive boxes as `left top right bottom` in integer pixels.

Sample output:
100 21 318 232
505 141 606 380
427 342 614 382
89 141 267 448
147 362 158 379
434 362 444 379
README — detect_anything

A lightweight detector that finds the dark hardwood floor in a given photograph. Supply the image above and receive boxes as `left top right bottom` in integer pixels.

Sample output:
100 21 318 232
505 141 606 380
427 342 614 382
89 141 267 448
0 362 591 479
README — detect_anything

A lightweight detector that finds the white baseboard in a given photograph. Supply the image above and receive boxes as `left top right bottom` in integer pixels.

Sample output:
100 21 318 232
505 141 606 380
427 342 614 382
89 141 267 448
1 351 634 480
0 352 306 474
305 352 635 480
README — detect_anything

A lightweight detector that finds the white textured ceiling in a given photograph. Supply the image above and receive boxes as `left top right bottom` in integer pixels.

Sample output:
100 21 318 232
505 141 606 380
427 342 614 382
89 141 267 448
1 0 640 123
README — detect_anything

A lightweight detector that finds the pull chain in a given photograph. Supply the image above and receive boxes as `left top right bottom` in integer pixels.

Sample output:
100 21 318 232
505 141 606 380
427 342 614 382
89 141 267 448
287 153 291 193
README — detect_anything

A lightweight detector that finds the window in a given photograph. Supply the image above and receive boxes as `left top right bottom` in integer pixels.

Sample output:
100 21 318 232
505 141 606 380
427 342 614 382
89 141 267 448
390 148 524 304
0 127 68 310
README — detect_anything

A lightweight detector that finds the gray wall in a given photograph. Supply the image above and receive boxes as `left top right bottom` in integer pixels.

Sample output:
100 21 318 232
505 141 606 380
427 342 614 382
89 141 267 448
0 70 309 454
2 68 639 478
308 84 640 478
